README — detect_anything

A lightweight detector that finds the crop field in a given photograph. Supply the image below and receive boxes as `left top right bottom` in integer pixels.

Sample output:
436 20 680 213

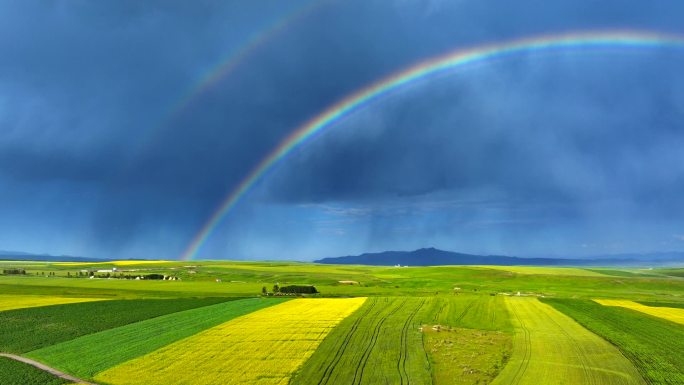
0 297 231 353
27 298 287 378
292 295 512 385
543 298 684 385
491 297 644 385
0 294 108 312
594 299 684 325
1 260 684 384
95 298 366 385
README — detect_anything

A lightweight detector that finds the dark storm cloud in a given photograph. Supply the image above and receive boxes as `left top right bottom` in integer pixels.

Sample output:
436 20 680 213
1 0 684 259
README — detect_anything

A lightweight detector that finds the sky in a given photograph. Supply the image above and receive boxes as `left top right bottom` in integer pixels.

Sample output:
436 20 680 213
2 0 684 261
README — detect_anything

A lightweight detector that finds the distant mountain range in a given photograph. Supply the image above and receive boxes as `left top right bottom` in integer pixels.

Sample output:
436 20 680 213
315 247 684 267
0 250 112 263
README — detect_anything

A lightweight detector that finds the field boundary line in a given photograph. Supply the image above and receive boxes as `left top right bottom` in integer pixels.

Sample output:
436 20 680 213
0 352 99 385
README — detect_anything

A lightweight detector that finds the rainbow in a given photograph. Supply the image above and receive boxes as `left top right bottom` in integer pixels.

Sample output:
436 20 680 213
125 1 325 163
180 30 684 260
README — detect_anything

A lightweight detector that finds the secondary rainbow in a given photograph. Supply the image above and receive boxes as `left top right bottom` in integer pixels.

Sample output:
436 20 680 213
125 1 325 164
180 30 684 260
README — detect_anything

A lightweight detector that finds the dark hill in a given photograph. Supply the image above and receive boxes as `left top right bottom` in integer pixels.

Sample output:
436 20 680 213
314 247 683 266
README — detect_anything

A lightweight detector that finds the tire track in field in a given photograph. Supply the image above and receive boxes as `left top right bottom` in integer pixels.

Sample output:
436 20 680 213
506 301 532 385
398 299 425 385
352 298 406 385
540 305 596 385
454 298 478 324
431 299 446 324
318 298 378 385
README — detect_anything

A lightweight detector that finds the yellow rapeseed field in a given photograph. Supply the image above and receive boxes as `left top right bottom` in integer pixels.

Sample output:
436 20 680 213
95 298 366 385
0 295 107 312
595 299 684 326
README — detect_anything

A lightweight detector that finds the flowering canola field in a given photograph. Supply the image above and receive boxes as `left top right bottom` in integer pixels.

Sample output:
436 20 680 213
95 298 366 385
0 295 106 312
594 299 684 326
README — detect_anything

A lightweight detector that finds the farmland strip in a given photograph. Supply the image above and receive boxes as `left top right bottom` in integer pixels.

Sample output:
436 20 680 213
491 297 645 385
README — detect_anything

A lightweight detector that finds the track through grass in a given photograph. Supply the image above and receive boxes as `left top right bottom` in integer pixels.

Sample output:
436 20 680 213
0 357 69 385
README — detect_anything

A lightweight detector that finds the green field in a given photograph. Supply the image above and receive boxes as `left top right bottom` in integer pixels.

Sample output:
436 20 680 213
1 260 683 384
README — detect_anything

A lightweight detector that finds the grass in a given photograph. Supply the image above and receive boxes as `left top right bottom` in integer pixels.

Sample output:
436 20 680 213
0 357 69 385
0 297 232 353
543 298 684 385
594 299 684 326
292 295 511 385
27 298 287 378
0 294 107 312
95 298 366 385
424 327 511 385
491 297 645 385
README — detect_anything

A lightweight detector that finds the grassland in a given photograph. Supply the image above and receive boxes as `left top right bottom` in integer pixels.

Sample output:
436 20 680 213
594 299 684 325
3 261 684 301
0 297 231 353
0 356 69 385
491 297 644 385
95 298 365 385
0 294 107 312
543 298 684 385
27 298 287 378
424 327 511 385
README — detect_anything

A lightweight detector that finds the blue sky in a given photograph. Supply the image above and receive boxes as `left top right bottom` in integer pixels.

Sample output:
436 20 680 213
2 0 684 260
